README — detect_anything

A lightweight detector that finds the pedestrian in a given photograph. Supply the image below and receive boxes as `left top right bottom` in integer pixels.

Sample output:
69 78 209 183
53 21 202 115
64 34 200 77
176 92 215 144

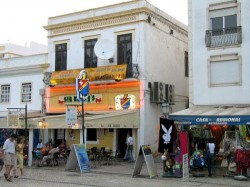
3 133 17 182
126 131 134 162
16 136 25 176
206 138 216 177
0 144 4 174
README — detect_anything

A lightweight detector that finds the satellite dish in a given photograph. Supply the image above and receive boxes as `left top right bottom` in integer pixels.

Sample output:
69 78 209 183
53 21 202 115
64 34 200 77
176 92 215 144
94 39 114 60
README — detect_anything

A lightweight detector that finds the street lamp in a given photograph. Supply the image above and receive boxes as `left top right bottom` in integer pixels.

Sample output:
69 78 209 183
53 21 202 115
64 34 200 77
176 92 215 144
38 119 47 128
161 101 170 118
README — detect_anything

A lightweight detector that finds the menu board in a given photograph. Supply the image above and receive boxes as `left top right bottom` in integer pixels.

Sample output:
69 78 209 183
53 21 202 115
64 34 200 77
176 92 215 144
65 144 90 173
132 145 158 179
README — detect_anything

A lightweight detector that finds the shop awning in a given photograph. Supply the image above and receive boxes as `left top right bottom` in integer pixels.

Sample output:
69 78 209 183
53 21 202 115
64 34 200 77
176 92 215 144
85 110 139 128
168 106 250 125
0 110 139 129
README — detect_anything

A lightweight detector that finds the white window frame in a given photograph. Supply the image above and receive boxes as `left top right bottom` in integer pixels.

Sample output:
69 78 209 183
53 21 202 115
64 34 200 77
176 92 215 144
21 82 32 103
1 84 10 103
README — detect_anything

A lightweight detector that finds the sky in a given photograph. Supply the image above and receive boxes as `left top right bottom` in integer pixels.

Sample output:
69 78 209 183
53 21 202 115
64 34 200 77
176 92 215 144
0 0 188 46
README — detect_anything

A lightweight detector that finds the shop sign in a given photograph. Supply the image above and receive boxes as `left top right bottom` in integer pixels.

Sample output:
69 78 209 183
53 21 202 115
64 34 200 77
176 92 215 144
50 64 127 85
115 94 135 110
58 94 102 104
7 111 19 127
66 107 77 126
169 115 250 125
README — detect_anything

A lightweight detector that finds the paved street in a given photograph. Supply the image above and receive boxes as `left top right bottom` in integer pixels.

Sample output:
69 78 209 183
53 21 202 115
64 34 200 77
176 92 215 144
0 161 249 187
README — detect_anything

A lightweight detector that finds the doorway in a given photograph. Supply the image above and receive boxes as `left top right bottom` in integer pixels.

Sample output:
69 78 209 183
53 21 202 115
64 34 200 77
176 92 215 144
116 128 132 158
54 129 65 146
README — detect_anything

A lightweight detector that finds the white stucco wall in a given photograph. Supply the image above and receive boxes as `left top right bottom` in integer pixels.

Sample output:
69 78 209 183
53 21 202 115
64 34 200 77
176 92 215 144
190 0 250 106
140 16 188 150
0 54 48 113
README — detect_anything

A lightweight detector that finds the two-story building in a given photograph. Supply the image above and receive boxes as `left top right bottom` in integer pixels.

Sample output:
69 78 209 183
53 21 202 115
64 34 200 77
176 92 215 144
35 0 189 158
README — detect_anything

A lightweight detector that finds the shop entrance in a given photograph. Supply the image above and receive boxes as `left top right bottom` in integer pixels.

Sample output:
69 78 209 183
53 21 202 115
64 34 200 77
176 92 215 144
54 129 65 146
117 128 132 158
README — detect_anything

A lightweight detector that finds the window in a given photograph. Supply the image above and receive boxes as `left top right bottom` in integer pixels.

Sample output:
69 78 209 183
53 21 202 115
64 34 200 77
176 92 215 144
55 43 67 71
117 33 132 77
87 129 97 141
206 2 241 47
209 54 241 87
211 14 237 35
1 84 10 103
185 51 189 77
84 39 97 68
21 83 32 102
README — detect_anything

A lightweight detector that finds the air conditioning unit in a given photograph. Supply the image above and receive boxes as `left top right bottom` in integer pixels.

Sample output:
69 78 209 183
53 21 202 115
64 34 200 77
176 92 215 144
165 84 175 105
150 82 165 103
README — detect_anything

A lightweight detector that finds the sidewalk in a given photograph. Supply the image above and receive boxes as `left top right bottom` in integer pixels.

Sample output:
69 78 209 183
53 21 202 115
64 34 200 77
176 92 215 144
76 158 249 186
1 158 248 187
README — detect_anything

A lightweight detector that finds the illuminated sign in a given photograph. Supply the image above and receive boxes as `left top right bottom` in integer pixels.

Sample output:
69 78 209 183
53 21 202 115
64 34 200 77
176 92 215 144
58 94 102 104
115 94 135 110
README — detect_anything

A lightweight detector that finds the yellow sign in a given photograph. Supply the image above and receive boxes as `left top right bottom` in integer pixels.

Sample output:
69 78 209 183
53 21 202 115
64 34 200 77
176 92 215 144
50 64 127 85
51 69 80 85
86 64 127 81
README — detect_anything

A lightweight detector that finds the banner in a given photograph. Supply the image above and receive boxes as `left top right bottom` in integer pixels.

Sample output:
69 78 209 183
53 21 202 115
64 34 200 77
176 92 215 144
50 64 127 85
169 115 250 125
158 118 175 153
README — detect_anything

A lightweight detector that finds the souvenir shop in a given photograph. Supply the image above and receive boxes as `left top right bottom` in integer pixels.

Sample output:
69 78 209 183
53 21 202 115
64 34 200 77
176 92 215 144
168 107 250 179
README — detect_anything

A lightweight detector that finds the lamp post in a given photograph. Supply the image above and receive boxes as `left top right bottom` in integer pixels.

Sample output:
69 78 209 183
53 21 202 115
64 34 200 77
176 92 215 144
161 101 170 118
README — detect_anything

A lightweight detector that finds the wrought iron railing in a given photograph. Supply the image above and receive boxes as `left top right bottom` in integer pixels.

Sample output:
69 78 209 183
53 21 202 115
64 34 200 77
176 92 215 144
205 26 242 48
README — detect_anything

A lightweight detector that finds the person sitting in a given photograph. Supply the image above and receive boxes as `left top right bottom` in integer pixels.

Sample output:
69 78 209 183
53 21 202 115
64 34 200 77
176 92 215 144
41 144 59 166
58 139 67 154
36 139 43 150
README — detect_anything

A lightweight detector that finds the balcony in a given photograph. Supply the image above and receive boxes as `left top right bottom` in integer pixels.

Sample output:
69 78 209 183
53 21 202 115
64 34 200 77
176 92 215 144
205 26 242 48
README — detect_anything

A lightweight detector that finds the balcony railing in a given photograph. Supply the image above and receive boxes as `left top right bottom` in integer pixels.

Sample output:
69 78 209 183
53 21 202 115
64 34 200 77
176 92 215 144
205 26 242 48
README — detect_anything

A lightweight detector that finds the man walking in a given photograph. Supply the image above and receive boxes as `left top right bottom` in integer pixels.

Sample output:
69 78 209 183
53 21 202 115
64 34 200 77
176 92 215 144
3 134 17 182
126 131 134 162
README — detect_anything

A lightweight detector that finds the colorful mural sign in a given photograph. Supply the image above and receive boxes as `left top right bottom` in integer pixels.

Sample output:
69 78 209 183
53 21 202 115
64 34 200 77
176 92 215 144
76 70 89 102
115 94 135 110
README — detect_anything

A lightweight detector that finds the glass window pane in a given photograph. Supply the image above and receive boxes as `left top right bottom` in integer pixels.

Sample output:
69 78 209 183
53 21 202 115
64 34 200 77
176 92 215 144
225 14 237 28
211 17 223 30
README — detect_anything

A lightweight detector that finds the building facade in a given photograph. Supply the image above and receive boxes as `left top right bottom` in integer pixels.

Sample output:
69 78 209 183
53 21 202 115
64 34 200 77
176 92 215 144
169 0 250 161
41 0 188 156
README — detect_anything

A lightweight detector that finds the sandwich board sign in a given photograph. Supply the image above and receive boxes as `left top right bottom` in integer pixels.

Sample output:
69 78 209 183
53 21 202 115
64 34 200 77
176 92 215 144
65 144 90 173
132 145 158 179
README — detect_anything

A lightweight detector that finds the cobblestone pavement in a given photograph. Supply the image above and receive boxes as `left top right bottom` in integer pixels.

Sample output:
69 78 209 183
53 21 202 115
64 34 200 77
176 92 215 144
0 161 249 187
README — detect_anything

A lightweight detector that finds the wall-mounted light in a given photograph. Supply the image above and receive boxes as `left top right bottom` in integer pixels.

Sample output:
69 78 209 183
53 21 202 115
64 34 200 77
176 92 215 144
161 101 170 118
39 119 47 128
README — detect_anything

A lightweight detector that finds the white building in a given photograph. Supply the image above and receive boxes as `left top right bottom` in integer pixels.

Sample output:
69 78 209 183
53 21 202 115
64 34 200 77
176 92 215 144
169 0 250 150
0 42 48 165
42 0 188 155
0 42 47 59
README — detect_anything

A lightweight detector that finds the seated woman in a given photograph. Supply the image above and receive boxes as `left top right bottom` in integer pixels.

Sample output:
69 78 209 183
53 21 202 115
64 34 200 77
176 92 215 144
41 144 59 165
58 139 67 154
